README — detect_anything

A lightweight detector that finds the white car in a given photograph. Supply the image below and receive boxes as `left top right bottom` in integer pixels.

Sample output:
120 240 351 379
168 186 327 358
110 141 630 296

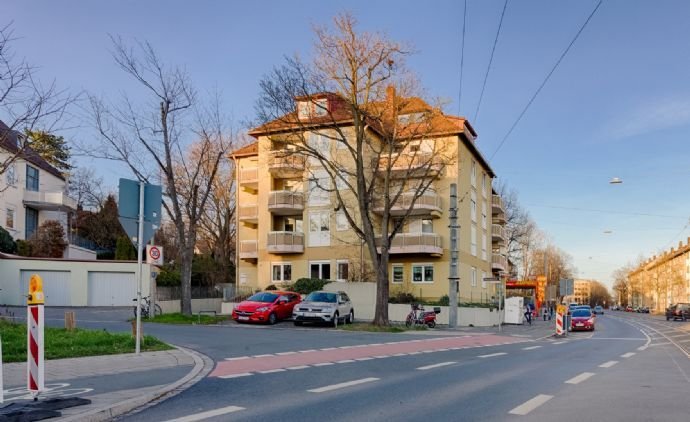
293 291 354 327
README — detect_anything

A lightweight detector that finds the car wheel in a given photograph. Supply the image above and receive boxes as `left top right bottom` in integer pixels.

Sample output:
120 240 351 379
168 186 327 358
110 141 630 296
268 312 277 325
667 316 671 321
347 310 354 324
294 321 303 326
332 312 339 328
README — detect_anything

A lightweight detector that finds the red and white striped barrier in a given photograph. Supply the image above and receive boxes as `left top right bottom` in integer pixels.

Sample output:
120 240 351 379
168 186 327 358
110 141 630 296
556 311 565 336
27 304 45 397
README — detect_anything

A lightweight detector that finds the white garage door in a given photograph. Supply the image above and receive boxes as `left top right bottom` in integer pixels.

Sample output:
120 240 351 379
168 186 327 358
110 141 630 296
87 272 137 306
20 270 72 306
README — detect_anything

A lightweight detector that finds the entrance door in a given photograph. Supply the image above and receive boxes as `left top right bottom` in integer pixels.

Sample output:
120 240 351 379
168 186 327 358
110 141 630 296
308 211 330 247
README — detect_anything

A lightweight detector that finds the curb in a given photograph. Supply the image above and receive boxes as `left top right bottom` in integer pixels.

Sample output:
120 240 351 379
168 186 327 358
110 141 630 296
60 346 214 422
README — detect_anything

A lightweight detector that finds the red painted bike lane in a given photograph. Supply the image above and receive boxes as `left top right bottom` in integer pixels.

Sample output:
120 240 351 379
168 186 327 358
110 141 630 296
210 334 525 377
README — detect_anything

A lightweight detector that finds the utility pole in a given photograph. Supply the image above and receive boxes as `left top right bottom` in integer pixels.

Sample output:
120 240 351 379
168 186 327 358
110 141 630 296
448 184 459 328
135 181 144 354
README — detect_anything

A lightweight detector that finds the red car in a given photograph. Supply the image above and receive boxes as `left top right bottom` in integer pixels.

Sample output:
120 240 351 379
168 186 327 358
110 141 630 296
232 291 301 324
571 309 595 331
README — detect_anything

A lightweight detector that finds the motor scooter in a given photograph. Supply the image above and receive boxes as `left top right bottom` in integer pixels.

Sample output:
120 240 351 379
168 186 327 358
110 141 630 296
405 303 441 328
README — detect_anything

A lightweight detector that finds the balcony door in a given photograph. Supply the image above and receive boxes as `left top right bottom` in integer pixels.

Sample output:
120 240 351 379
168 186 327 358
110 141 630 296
308 211 330 247
25 207 38 239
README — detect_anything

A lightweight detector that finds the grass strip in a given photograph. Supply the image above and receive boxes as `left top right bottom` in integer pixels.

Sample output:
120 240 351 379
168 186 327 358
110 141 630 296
339 322 428 333
143 312 227 325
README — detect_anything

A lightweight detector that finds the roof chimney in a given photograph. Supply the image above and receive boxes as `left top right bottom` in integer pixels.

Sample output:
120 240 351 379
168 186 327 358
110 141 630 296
386 85 396 103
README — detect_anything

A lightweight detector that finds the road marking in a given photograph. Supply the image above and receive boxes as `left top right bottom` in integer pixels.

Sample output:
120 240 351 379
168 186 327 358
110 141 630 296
552 341 567 345
258 368 286 374
320 347 336 351
393 353 407 357
478 352 507 358
355 357 374 361
299 349 317 353
565 372 595 384
219 373 253 379
637 345 648 351
163 405 245 422
621 352 636 358
522 346 542 350
336 359 356 363
286 365 310 370
508 394 553 415
313 362 334 367
650 342 671 347
276 351 297 356
417 361 456 371
253 354 274 358
374 355 389 359
408 351 422 355
308 377 379 393
599 361 618 368
224 356 250 361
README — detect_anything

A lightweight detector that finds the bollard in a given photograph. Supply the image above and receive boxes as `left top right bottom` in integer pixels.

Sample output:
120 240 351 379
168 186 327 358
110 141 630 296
65 311 76 331
27 274 45 400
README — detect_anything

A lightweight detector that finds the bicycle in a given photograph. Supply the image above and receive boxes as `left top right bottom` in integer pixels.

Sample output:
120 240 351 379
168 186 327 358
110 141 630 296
133 296 162 319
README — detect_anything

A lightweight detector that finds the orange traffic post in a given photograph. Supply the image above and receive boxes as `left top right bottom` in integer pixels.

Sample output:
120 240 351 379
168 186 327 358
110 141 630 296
27 274 45 400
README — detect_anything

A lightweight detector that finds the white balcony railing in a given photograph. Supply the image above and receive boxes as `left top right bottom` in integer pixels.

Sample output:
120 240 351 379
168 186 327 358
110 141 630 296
267 231 304 254
23 191 77 211
268 150 305 176
373 191 442 217
239 240 258 259
492 253 507 272
238 204 258 223
239 167 259 187
268 191 305 215
377 232 442 256
491 224 505 244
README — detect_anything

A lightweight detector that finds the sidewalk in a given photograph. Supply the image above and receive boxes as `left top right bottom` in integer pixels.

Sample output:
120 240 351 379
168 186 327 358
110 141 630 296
1 347 212 421
427 316 559 340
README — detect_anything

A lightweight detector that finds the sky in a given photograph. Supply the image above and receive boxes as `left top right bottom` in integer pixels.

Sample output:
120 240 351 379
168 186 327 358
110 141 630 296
4 0 690 289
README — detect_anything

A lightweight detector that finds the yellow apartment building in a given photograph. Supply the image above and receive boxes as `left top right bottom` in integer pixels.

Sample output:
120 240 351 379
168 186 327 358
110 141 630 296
231 92 507 301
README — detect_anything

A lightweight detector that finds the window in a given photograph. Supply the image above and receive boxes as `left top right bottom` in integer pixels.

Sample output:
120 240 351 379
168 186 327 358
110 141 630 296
335 174 348 190
470 191 477 222
314 98 328 116
6 208 15 229
471 267 477 287
5 164 16 186
271 263 292 283
280 217 302 232
336 260 349 281
482 174 487 197
26 165 39 191
409 218 433 234
336 210 348 231
25 207 38 239
481 202 487 229
308 171 330 205
298 101 311 119
471 160 476 187
471 225 477 256
308 133 331 163
310 261 331 280
482 271 487 289
421 219 433 234
392 265 404 283
308 211 330 247
482 233 487 261
412 264 434 283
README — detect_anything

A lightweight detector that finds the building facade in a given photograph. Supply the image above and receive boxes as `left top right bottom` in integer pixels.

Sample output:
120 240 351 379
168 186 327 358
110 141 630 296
232 92 506 301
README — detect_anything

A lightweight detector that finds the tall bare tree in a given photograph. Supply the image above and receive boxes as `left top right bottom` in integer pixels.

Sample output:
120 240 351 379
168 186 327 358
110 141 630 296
1 22 77 179
611 264 632 306
255 14 460 325
88 37 231 315
496 182 538 276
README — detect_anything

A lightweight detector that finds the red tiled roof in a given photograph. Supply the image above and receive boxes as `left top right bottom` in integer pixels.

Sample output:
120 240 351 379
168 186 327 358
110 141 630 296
229 142 258 158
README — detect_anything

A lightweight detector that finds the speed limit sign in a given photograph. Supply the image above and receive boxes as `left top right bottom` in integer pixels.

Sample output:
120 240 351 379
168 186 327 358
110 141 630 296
146 245 163 265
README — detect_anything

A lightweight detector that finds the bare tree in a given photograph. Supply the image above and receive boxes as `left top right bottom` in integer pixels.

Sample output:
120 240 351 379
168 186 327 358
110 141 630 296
255 14 461 325
611 264 632 306
88 37 231 315
496 182 538 275
68 167 105 211
0 22 77 179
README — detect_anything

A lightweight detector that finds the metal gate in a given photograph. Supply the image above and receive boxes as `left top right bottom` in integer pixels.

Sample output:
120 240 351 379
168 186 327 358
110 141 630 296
20 270 72 306
87 272 137 306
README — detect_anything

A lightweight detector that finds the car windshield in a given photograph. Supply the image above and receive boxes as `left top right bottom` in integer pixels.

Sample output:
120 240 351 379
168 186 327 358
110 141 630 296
305 292 337 303
572 310 592 318
247 292 278 303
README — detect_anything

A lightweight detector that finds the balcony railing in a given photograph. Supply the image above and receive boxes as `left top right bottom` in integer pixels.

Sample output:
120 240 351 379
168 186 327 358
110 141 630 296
375 153 443 178
377 233 442 256
239 167 259 188
268 191 305 215
268 150 305 177
491 224 505 245
23 191 77 211
373 191 442 217
239 240 258 259
492 194 505 215
267 231 304 254
238 204 258 224
492 253 507 272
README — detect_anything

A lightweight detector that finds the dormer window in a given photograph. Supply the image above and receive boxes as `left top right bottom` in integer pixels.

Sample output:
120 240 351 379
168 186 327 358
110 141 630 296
297 98 329 119
298 101 311 119
398 112 424 124
314 98 328 117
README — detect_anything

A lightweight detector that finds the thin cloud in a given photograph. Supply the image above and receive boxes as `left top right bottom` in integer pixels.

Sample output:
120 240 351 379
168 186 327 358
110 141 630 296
603 97 690 140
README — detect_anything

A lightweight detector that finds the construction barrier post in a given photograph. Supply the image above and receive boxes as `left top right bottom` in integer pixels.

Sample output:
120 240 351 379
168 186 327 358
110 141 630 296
1 332 4 404
27 274 45 400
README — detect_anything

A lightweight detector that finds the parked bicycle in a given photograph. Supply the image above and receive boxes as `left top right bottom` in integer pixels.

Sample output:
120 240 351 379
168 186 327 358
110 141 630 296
405 303 440 328
133 296 162 319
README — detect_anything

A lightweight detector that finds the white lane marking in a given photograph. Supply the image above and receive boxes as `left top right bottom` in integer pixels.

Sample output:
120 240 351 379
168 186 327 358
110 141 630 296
258 368 286 374
320 347 336 351
374 355 389 359
522 346 542 350
478 352 507 358
308 377 380 393
588 337 646 341
286 365 310 370
313 362 334 367
336 359 356 363
219 373 253 379
417 361 456 371
621 352 636 358
565 372 595 384
393 353 407 357
253 354 274 358
437 348 449 352
162 405 245 422
276 351 297 356
355 357 374 361
422 350 435 353
552 341 567 345
224 356 250 361
508 394 554 416
299 349 317 353
649 342 671 347
599 361 618 368
408 351 422 355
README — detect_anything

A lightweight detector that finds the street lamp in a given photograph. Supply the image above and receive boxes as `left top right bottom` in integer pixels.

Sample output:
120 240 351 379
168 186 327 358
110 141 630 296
609 177 622 184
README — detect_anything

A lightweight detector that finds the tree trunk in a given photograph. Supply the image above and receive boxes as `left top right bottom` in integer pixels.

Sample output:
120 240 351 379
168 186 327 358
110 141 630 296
373 250 390 326
179 247 193 315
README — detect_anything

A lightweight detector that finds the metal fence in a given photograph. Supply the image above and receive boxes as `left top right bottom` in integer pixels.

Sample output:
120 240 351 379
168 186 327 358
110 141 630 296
156 286 224 301
223 284 257 302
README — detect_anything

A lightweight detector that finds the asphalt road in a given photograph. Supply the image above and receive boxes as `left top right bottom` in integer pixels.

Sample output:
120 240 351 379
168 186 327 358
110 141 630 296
120 311 690 421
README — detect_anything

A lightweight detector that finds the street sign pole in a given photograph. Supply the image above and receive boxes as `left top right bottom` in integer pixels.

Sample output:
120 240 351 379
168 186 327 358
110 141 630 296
448 184 459 329
135 181 145 355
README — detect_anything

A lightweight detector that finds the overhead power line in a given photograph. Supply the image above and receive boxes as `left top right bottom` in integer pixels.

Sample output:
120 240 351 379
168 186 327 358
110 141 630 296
489 0 603 161
473 0 509 123
527 204 688 220
457 0 467 115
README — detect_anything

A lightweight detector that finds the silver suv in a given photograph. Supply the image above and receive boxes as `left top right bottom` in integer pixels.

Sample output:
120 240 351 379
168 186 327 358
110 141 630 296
293 291 354 327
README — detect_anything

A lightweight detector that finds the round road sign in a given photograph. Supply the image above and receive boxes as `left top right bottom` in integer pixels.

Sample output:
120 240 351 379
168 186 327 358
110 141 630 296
149 246 160 260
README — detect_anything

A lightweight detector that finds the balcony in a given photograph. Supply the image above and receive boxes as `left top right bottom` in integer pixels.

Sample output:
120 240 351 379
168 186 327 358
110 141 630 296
267 231 304 254
239 240 258 260
239 167 259 189
491 224 505 245
376 153 443 179
268 150 305 178
23 191 77 211
377 233 442 256
268 191 304 215
492 194 505 215
238 204 258 224
373 191 442 217
492 253 507 272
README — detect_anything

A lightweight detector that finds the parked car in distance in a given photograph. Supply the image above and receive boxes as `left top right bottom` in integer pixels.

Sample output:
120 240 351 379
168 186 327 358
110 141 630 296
293 291 354 327
232 291 301 324
571 309 595 331
625 306 634 312
593 305 604 315
665 303 690 321
640 306 650 313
